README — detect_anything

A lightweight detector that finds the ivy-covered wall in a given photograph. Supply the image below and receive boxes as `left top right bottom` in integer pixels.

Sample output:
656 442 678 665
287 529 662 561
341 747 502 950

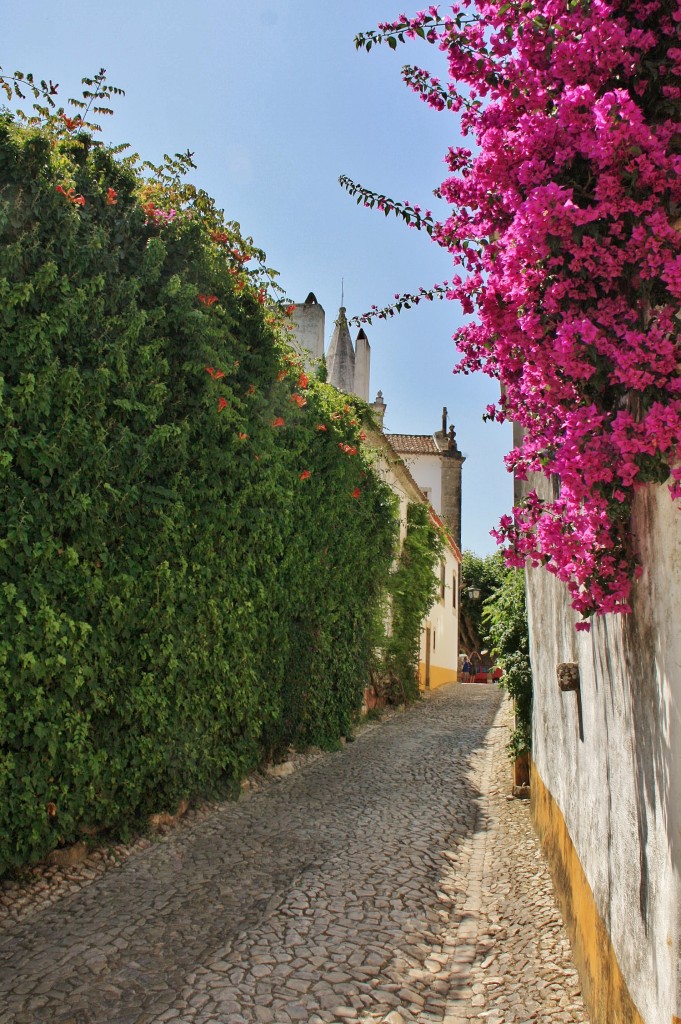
0 116 399 873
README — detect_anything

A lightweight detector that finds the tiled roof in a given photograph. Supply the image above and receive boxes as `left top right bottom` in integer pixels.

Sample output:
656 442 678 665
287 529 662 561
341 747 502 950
385 434 441 455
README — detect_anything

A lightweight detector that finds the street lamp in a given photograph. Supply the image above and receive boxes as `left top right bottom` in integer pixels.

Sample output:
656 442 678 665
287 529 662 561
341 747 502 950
466 585 481 601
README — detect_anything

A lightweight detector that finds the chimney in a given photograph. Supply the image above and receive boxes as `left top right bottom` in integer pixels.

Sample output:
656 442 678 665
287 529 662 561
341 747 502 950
291 292 325 372
353 328 371 402
437 418 465 549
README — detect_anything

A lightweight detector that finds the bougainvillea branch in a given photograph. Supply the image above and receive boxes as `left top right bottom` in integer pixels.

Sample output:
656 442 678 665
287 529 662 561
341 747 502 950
338 175 437 236
349 282 450 325
349 0 681 625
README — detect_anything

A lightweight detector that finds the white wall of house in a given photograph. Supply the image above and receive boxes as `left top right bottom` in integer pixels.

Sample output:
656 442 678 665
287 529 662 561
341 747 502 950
399 452 442 518
366 429 461 691
526 477 681 1024
419 541 460 690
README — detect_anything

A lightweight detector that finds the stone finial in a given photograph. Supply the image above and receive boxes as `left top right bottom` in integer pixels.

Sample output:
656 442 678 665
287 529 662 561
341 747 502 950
442 406 448 435
371 390 387 430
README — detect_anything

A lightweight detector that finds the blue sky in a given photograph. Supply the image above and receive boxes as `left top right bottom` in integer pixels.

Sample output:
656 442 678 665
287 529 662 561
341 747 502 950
5 0 512 554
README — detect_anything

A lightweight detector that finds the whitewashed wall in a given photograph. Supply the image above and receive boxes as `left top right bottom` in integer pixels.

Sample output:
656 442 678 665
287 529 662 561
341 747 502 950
527 480 681 1023
400 453 442 518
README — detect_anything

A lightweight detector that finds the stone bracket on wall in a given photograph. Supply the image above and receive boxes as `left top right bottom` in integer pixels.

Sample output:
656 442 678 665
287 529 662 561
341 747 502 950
557 662 580 692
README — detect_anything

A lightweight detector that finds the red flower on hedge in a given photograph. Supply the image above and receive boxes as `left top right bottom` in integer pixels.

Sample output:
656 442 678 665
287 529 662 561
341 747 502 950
56 184 85 206
217 397 228 413
272 417 285 428
238 432 248 440
290 393 307 408
297 372 309 390
60 114 82 131
300 470 311 481
359 431 367 441
285 304 296 316
351 487 361 499
277 370 287 382
199 294 218 307
106 187 118 205
210 230 229 244
205 366 216 377
316 424 327 432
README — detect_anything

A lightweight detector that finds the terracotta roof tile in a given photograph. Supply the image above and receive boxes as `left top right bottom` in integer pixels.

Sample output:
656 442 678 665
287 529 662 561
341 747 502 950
385 433 441 455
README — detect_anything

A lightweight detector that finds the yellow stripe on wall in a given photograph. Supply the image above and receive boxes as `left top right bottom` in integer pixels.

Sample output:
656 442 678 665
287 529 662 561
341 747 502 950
417 663 459 690
531 762 645 1024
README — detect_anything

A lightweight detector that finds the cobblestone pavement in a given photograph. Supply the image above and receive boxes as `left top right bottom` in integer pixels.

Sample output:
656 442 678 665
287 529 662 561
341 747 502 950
0 684 589 1024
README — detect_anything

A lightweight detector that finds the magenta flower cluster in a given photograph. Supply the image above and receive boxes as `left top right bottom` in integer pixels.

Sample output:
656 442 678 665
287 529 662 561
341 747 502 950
377 0 681 625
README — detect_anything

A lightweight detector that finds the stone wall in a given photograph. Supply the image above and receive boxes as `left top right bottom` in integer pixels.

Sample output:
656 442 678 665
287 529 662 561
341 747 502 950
525 478 681 1024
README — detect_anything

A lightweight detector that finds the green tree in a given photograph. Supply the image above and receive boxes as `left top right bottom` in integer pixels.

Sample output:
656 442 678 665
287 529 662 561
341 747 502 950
459 549 507 655
482 569 532 759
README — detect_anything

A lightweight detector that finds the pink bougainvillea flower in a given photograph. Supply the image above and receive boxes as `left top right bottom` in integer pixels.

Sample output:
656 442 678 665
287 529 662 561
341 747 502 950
351 487 361 499
198 294 219 307
106 187 118 206
290 393 307 408
272 416 285 428
217 397 228 413
299 470 312 480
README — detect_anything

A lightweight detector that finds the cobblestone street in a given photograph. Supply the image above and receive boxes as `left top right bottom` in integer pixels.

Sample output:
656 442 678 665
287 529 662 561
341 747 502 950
0 684 589 1024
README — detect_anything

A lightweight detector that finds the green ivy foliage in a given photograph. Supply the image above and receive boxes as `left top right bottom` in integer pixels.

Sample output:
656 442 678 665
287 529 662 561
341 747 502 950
0 115 399 873
482 569 532 760
383 503 443 702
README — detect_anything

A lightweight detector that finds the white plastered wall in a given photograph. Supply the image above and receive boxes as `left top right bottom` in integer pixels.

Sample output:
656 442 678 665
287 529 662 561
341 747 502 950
399 452 442 520
527 481 681 1023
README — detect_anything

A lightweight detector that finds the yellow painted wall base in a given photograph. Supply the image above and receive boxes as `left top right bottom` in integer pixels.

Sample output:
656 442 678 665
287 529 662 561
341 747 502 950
531 762 645 1024
418 663 458 690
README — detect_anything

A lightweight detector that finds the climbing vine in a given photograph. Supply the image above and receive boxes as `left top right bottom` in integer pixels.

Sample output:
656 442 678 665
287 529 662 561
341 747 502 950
384 503 444 702
345 1 681 626
482 569 532 759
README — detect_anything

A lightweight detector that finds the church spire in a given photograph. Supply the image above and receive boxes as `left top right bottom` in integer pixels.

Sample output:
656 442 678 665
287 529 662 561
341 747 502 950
326 307 356 394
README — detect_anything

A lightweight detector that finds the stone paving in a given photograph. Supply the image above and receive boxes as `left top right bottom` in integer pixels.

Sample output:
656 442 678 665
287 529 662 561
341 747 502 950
0 683 589 1024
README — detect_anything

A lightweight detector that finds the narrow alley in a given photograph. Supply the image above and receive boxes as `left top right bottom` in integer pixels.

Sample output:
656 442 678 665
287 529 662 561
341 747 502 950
0 685 588 1024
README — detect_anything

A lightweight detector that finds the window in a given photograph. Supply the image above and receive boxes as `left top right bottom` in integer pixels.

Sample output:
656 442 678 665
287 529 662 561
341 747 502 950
440 561 446 602
452 573 457 611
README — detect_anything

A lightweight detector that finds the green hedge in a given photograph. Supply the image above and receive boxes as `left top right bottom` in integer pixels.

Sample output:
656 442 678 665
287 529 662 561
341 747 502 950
0 116 398 872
